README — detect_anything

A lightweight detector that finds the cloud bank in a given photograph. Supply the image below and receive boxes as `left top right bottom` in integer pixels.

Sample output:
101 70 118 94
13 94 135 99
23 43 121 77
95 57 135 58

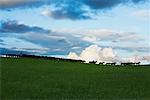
0 0 147 20
0 20 50 33
68 45 118 63
68 45 150 64
0 20 92 55
1 20 149 55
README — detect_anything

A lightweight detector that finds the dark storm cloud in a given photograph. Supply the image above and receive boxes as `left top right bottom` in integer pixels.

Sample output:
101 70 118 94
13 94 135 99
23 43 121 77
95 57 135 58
0 20 50 33
51 0 91 20
0 0 147 20
0 0 146 9
81 0 146 9
43 0 147 20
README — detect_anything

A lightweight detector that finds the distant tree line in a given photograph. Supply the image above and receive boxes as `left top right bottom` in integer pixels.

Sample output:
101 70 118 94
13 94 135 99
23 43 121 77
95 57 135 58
1 54 84 63
1 54 141 65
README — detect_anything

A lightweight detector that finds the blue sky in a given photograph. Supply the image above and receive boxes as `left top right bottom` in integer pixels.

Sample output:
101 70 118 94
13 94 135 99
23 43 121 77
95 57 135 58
0 0 149 61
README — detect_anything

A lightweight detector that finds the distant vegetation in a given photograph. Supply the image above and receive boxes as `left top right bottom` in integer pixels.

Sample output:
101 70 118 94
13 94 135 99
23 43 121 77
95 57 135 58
1 57 150 100
1 54 148 66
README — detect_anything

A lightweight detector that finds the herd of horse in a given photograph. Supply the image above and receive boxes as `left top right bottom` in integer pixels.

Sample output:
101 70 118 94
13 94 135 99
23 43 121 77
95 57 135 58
89 61 141 65
1 54 141 66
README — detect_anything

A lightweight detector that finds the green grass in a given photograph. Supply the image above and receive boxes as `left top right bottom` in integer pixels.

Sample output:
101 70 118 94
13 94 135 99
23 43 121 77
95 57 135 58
1 58 150 100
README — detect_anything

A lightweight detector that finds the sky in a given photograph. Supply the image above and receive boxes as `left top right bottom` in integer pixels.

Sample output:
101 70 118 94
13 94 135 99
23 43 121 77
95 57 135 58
0 0 150 63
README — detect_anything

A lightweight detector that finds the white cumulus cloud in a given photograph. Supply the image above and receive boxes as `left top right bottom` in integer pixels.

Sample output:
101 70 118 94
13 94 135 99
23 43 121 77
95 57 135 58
67 52 80 60
80 45 102 63
67 45 117 63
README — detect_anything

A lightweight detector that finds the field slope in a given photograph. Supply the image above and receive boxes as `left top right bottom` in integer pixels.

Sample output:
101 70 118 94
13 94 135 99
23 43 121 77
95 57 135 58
1 58 150 100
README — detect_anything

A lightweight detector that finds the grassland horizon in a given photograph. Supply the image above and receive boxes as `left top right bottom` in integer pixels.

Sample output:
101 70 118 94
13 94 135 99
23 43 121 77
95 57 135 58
1 57 150 100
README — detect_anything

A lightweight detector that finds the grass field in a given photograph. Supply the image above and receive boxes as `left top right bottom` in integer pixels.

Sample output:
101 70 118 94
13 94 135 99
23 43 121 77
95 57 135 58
1 58 150 100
